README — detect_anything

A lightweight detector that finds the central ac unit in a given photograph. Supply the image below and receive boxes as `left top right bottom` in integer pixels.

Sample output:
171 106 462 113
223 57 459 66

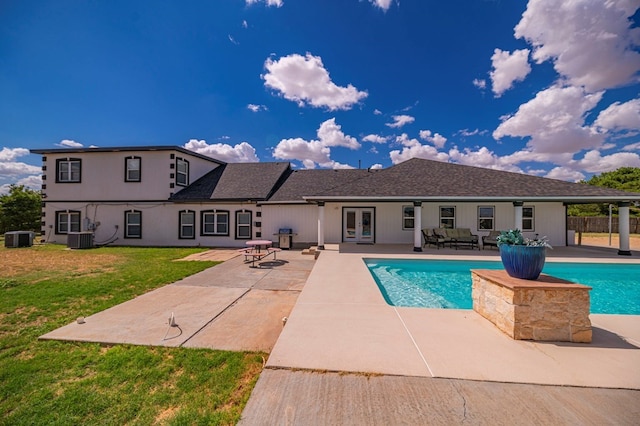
4 231 34 248
67 232 94 249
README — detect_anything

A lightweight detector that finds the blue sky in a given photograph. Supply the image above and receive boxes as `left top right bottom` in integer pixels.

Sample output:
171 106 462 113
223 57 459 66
1 0 640 193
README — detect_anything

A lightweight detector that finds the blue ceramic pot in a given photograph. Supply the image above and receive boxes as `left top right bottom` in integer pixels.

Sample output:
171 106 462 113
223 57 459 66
499 245 546 280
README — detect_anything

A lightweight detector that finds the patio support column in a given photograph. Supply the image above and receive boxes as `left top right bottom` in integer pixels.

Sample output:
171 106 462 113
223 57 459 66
317 201 325 250
413 201 422 252
513 201 523 231
618 201 631 256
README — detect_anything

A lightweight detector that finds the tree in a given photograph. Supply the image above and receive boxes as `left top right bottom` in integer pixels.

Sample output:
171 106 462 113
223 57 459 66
568 167 640 217
586 167 640 192
0 185 42 234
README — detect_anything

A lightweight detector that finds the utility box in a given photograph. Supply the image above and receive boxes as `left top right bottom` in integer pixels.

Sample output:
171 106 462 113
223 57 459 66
67 232 94 249
4 231 34 248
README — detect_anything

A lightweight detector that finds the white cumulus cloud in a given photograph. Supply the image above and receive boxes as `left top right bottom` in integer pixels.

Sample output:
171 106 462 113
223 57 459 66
362 134 388 144
184 139 259 163
389 133 449 164
273 118 359 168
472 79 487 90
263 53 368 111
0 161 41 176
514 0 640 92
594 98 640 131
385 115 415 129
569 149 640 174
57 139 84 148
316 118 360 149
369 0 394 11
490 48 531 97
544 167 585 182
419 130 447 148
246 0 283 7
493 85 605 154
247 103 268 112
0 147 30 161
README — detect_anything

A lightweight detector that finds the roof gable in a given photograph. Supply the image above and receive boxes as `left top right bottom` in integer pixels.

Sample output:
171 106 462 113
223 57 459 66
171 162 290 201
267 168 376 202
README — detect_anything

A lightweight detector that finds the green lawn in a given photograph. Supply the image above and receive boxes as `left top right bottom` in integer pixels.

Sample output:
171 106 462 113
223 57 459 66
0 244 265 425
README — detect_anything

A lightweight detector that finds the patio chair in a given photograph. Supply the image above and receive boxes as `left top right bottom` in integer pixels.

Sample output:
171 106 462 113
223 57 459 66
422 228 446 249
482 230 501 250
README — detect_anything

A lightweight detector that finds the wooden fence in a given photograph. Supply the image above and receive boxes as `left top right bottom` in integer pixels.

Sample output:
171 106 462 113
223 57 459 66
567 217 640 234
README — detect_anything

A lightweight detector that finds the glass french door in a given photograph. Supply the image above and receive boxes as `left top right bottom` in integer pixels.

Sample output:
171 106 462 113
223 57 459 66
343 208 374 243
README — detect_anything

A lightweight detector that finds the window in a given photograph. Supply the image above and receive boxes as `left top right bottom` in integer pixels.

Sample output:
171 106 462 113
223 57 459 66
125 157 141 182
478 206 495 231
179 210 195 239
439 206 456 229
56 210 81 234
176 158 189 186
201 210 229 236
235 210 252 239
124 210 142 238
402 206 414 230
522 206 535 231
56 158 81 183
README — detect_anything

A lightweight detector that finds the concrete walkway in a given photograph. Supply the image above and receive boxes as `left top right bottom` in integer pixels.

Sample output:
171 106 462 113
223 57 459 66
40 249 315 352
240 244 640 425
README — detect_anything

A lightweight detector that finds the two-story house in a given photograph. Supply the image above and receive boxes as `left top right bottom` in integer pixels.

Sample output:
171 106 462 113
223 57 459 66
32 146 640 254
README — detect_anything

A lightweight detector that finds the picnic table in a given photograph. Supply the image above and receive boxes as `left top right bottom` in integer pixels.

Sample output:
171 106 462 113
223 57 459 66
239 240 281 267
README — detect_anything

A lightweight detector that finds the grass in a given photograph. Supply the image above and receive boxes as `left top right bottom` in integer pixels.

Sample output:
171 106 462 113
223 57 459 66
0 244 265 425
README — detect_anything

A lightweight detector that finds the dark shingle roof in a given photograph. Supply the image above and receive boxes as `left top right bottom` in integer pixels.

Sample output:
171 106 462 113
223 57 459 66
171 162 290 201
267 168 376 202
308 158 640 202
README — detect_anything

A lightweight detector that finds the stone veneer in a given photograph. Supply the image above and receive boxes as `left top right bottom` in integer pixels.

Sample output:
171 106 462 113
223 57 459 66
471 269 592 343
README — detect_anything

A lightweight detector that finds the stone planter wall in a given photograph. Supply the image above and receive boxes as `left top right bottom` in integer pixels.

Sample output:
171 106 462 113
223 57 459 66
471 269 592 343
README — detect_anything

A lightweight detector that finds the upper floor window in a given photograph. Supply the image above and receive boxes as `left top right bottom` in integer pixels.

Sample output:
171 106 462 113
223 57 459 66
478 206 495 231
201 210 229 236
402 206 414 230
56 210 81 234
125 157 141 182
56 158 81 183
124 210 142 238
235 210 252 239
522 206 535 231
439 206 456 229
179 210 195 239
176 158 189 186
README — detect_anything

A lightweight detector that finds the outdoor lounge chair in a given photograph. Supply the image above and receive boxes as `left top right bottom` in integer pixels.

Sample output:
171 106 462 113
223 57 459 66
482 230 501 249
443 228 479 250
422 228 446 249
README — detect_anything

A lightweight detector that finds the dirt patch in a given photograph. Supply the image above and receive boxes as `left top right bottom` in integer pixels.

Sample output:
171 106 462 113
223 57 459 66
0 245 124 279
575 233 640 250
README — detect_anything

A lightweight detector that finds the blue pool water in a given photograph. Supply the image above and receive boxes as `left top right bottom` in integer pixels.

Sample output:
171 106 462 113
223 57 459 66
364 258 640 315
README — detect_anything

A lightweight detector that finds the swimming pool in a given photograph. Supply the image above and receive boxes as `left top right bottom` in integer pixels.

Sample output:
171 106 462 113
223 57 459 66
364 258 640 315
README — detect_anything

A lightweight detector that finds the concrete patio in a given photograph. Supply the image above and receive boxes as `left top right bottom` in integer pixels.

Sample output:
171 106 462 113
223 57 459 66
40 249 314 352
265 245 640 388
40 243 640 424
241 244 640 425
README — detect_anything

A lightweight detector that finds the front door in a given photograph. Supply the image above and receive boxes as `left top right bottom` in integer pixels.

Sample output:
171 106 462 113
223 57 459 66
343 208 375 243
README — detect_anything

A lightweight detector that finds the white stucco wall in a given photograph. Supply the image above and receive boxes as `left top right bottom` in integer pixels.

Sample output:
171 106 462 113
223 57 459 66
261 201 568 247
41 199 568 248
42 202 263 247
40 149 220 202
260 204 318 246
